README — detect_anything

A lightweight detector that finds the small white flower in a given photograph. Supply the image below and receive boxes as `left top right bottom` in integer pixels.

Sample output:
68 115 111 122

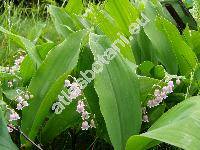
81 121 90 130
176 78 181 85
64 80 71 87
8 81 13 87
29 94 34 99
142 115 149 123
22 101 29 107
7 124 14 133
147 100 155 108
90 119 96 128
5 67 10 72
24 94 30 100
16 96 23 103
154 89 160 97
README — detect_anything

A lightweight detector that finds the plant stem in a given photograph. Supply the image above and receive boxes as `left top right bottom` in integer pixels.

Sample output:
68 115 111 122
7 125 43 150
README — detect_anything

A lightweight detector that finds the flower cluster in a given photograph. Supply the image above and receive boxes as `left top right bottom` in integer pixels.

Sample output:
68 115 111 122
1 55 24 75
6 89 33 132
65 79 96 130
147 78 181 108
53 77 95 131
142 107 149 123
76 99 96 130
64 80 82 100
15 93 33 110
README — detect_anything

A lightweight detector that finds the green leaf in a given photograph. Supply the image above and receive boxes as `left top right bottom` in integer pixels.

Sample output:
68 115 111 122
142 1 178 74
136 28 157 64
126 96 200 150
0 108 18 150
137 61 155 77
20 43 55 84
77 47 109 140
87 3 137 62
105 0 139 36
0 26 42 66
89 33 141 150
48 5 76 38
155 17 198 75
22 30 87 143
138 77 160 104
150 65 165 80
41 101 80 143
66 0 84 15
148 104 166 124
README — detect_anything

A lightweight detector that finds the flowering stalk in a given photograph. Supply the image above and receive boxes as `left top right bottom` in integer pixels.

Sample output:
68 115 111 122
7 125 43 150
53 77 95 130
142 107 149 123
147 73 184 108
5 89 33 132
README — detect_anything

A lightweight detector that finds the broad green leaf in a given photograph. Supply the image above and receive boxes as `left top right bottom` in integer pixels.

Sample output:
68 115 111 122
48 5 76 38
142 1 178 74
27 22 46 44
87 3 136 62
0 108 18 150
138 77 160 104
20 43 55 84
90 33 141 150
41 95 80 143
137 61 155 77
148 104 166 124
150 65 165 80
156 16 198 75
126 96 200 150
77 46 109 140
0 26 42 66
66 0 84 15
22 30 87 143
105 0 139 36
136 29 157 64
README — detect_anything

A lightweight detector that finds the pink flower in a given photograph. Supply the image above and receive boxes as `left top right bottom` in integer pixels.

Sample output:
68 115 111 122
160 92 168 99
167 85 173 93
162 86 168 93
81 121 90 130
16 103 23 110
9 111 20 121
81 111 90 120
147 100 156 108
154 96 163 104
76 101 85 113
168 81 174 87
